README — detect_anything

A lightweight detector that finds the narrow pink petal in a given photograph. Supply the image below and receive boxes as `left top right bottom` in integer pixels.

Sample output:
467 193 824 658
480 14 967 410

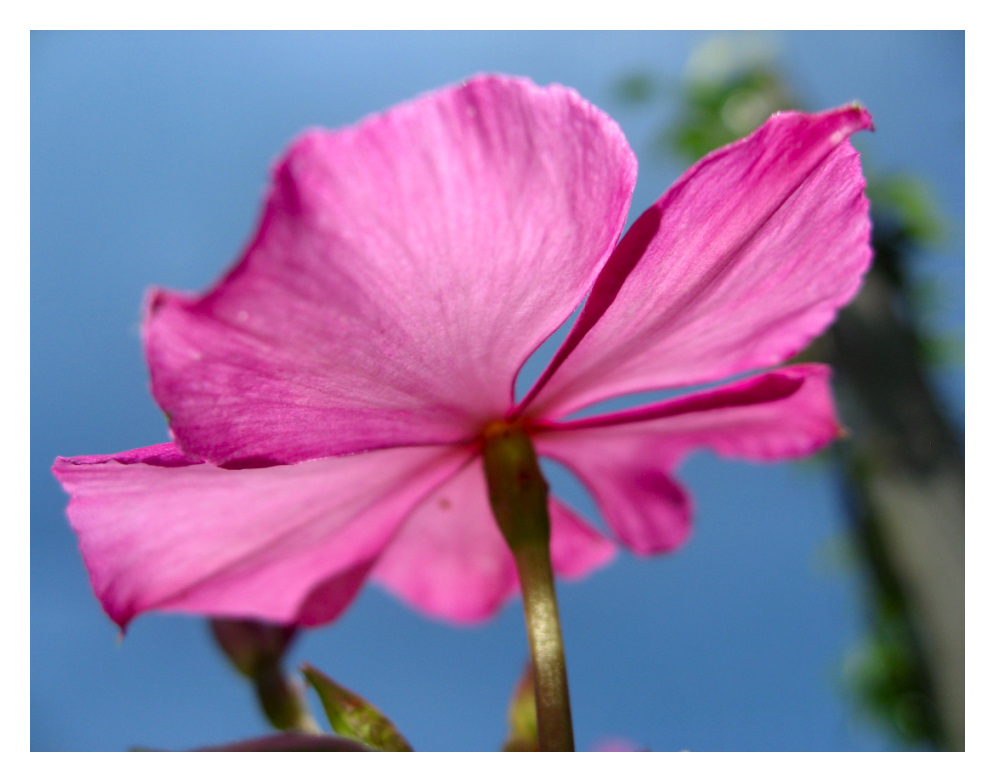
52 443 466 629
145 75 637 466
540 364 825 436
533 365 840 554
372 457 614 623
521 106 873 420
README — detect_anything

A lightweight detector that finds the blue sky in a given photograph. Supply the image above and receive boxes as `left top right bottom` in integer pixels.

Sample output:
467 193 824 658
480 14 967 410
31 31 964 751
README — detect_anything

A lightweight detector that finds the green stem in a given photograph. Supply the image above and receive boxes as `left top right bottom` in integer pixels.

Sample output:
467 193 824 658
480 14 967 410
511 541 574 751
254 663 322 734
483 423 575 752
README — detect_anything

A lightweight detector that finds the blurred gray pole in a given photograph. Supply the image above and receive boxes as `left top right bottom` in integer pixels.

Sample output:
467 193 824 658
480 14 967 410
829 266 965 750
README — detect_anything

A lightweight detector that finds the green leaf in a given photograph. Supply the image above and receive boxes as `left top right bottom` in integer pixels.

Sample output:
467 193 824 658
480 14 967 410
300 663 413 752
502 663 539 751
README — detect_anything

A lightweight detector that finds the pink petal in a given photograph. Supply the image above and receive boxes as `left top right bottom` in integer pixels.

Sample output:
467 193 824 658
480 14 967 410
145 75 637 466
52 443 467 629
533 365 840 554
521 106 873 420
372 457 614 623
549 497 617 580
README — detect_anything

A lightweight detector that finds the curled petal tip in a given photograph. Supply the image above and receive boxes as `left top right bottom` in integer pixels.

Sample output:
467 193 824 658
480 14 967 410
820 103 874 143
847 101 875 132
144 287 173 318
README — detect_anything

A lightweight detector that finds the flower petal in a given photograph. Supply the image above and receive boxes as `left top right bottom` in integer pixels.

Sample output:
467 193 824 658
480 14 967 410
533 365 840 554
145 75 637 466
52 443 466 629
372 457 614 623
549 497 617 579
521 106 873 420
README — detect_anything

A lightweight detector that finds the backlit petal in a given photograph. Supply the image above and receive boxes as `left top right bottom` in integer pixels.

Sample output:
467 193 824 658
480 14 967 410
534 365 839 553
145 75 636 465
372 457 614 623
522 106 872 419
52 443 466 629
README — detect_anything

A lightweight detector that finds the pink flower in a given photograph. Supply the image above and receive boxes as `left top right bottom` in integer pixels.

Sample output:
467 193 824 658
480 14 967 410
591 737 644 752
53 76 872 630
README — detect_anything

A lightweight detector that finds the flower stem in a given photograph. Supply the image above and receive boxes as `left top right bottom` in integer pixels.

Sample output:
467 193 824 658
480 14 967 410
483 423 575 752
509 539 574 751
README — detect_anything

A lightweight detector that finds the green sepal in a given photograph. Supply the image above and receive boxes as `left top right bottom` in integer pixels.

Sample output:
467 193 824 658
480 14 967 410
210 619 318 733
301 663 413 752
210 619 297 678
502 663 539 751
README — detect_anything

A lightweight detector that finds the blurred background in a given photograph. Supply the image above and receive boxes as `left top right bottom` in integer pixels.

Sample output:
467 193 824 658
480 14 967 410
31 31 964 751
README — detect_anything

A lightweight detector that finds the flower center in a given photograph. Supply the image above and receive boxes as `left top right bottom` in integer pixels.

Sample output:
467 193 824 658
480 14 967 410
481 418 520 442
480 420 548 549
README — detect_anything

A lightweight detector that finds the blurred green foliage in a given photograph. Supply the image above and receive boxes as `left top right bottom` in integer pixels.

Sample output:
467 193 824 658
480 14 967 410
843 532 944 746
